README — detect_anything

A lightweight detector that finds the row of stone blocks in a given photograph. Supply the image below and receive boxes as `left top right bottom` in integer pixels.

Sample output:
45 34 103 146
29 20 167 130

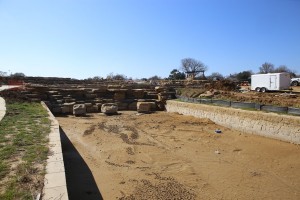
47 101 158 115
23 86 176 103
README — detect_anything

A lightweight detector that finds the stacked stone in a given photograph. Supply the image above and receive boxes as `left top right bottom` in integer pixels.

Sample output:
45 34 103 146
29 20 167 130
22 83 176 115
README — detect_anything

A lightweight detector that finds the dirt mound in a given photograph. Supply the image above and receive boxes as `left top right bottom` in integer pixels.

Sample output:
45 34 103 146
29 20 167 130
120 177 196 200
205 80 237 91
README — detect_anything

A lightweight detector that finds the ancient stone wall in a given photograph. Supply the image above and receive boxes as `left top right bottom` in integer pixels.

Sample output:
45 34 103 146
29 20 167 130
166 100 300 144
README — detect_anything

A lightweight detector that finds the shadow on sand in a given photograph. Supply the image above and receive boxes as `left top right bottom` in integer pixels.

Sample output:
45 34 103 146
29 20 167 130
60 127 103 200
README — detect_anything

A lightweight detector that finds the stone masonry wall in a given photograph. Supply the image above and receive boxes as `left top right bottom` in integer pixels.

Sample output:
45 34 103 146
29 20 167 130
166 100 300 144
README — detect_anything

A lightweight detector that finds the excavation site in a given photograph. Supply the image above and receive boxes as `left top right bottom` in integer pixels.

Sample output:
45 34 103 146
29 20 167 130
1 77 300 200
58 111 300 200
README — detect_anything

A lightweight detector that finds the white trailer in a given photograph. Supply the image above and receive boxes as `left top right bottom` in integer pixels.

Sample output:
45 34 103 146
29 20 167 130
251 73 291 92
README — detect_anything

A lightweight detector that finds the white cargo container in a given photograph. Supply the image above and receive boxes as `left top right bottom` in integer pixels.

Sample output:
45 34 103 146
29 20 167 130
251 73 291 92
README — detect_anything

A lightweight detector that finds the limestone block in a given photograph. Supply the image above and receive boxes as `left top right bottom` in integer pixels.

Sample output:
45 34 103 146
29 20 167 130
158 94 168 101
86 105 99 113
61 103 75 114
128 102 137 110
146 92 158 99
137 102 152 113
103 99 114 103
73 104 86 116
84 103 93 108
85 93 97 99
149 102 156 111
101 103 118 114
92 87 107 93
108 85 121 89
114 92 126 101
64 98 76 103
155 86 166 93
117 102 128 110
132 89 145 99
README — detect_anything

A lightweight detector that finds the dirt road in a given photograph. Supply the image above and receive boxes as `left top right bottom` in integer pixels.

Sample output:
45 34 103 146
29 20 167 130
57 111 300 200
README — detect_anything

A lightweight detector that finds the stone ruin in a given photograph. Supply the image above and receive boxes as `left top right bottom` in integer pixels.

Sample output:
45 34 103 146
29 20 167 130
15 80 176 116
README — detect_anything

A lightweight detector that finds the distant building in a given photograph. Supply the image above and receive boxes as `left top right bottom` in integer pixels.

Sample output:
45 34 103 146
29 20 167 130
185 71 205 80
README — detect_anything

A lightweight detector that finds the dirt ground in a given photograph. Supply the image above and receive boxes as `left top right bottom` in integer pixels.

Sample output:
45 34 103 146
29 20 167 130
57 111 300 200
178 86 300 108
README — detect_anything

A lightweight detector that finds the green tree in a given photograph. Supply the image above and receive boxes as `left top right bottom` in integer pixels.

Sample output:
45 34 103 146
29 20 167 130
11 72 25 77
168 69 185 80
148 75 161 80
236 71 252 82
207 72 224 81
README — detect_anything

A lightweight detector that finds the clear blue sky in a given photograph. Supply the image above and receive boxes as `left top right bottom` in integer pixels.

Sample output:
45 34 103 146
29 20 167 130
0 0 299 79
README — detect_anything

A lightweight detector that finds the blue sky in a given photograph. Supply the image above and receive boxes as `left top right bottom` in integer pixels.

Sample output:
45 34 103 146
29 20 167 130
0 0 299 79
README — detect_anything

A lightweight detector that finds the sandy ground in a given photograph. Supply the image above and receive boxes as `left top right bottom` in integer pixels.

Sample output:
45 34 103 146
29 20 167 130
57 111 300 200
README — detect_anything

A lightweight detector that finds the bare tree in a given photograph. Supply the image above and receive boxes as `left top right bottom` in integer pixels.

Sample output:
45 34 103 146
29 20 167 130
181 58 207 78
106 72 126 80
0 71 7 77
273 65 296 77
274 65 289 73
259 62 274 73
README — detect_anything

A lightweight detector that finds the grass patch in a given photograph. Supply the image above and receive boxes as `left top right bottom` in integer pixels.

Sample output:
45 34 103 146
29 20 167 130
0 101 50 199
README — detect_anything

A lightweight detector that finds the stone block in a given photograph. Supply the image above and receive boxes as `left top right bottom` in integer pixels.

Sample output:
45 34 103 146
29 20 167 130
86 105 99 113
128 102 137 110
85 93 97 99
132 89 145 99
158 94 168 101
117 102 128 110
137 102 152 113
73 104 86 116
84 103 93 108
146 92 158 99
101 103 118 114
103 99 114 103
64 98 76 103
155 86 166 93
114 92 126 101
62 102 76 114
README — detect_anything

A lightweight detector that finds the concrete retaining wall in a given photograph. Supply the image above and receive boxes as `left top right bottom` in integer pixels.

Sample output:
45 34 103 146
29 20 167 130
41 102 68 200
0 97 5 121
166 100 300 144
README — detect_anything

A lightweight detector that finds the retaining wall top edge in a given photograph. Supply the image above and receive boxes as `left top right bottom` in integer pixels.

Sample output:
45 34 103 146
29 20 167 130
166 100 300 124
